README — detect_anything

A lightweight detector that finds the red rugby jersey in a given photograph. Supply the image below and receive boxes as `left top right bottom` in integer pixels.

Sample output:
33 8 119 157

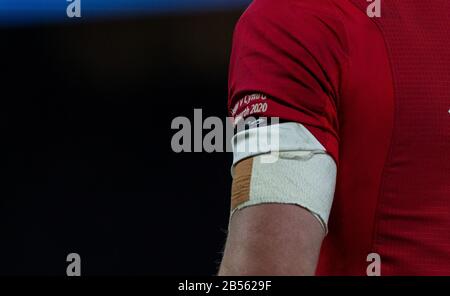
228 0 450 275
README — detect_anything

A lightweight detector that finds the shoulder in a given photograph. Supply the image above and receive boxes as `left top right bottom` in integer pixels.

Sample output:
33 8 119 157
234 0 350 57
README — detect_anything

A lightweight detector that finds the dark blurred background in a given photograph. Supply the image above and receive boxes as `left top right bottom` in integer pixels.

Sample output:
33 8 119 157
0 0 250 275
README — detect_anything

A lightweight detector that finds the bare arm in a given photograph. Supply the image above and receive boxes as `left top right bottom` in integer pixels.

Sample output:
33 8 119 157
219 204 325 276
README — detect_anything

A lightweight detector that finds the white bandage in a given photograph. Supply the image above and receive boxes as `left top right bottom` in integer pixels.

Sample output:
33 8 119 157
230 122 337 232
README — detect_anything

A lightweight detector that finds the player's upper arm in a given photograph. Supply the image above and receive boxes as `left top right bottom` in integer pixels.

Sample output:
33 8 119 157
221 0 349 275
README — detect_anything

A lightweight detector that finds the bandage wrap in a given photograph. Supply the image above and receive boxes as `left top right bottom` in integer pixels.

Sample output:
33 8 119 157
230 123 337 232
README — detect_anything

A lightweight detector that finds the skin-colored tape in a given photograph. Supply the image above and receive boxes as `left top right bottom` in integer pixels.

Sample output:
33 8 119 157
231 157 253 210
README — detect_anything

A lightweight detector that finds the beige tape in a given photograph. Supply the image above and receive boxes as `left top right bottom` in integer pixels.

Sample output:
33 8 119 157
231 158 253 210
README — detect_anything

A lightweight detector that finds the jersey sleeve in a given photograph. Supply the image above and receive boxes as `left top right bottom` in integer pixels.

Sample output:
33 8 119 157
228 0 349 163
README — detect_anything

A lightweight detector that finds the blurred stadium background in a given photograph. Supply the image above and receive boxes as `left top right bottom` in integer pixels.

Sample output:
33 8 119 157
0 0 251 275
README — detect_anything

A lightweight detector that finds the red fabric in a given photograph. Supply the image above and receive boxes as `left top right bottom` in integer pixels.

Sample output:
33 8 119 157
228 0 450 275
228 0 345 164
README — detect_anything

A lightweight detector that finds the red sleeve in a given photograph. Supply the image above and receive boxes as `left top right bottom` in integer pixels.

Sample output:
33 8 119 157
228 0 349 164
